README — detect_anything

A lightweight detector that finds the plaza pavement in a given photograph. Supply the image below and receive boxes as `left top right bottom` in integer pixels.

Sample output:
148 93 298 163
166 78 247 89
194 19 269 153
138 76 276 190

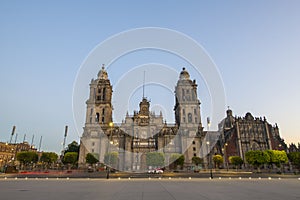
0 178 299 200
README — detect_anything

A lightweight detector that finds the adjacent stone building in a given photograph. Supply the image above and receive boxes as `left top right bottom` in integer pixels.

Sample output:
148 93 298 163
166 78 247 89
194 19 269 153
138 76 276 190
218 108 286 165
0 142 33 169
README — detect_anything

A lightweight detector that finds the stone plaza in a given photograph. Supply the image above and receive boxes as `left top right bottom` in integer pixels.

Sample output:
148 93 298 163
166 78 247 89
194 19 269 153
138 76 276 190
0 178 299 200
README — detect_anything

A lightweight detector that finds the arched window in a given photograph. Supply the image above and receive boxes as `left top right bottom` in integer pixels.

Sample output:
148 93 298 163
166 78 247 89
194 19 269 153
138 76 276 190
95 113 99 122
188 113 192 123
102 88 106 100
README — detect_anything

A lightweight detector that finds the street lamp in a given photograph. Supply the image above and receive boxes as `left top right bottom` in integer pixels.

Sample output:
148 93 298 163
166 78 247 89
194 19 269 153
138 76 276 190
224 143 228 171
106 122 113 179
206 141 213 179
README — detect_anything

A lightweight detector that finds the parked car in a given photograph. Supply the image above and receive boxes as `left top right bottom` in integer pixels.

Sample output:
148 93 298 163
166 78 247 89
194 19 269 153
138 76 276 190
155 168 164 174
147 169 156 174
147 168 164 174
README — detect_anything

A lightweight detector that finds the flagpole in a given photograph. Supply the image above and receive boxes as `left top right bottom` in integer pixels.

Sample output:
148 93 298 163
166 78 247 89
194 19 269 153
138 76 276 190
9 126 16 144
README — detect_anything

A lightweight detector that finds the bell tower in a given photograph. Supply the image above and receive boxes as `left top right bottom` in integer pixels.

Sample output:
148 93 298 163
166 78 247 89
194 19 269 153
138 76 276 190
174 67 203 165
174 67 202 128
85 65 113 127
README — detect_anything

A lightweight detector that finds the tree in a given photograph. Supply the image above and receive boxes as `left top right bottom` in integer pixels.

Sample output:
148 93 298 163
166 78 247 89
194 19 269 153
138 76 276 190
63 152 78 166
265 150 288 169
40 152 58 164
16 151 38 170
229 156 243 170
64 141 80 154
192 156 203 166
212 154 223 169
245 150 270 170
86 153 99 165
288 152 300 170
16 151 38 165
40 152 58 169
104 152 118 169
170 153 184 169
146 152 165 168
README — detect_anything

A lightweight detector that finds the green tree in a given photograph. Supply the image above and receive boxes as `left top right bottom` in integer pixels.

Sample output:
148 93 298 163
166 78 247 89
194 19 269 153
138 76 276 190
265 150 288 168
16 151 38 170
63 152 78 166
212 154 223 169
16 151 38 165
192 156 203 166
245 150 270 170
86 153 99 165
288 152 300 170
104 152 118 169
146 152 165 168
170 153 185 169
40 152 58 164
65 141 80 154
229 156 243 170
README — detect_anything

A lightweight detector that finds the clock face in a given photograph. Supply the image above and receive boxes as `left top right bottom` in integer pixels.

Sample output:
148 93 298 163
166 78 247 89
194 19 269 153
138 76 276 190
142 107 147 112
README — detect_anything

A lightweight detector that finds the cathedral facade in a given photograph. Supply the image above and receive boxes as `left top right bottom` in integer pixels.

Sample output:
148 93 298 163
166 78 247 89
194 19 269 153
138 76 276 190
78 67 204 171
78 66 286 170
218 108 286 166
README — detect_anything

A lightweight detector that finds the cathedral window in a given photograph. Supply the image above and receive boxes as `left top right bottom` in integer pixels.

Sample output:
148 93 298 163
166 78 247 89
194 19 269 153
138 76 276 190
102 108 105 115
188 113 192 123
194 109 197 115
96 113 99 122
89 117 92 123
183 117 186 123
101 117 105 123
193 147 196 151
192 141 195 145
195 117 197 123
90 108 93 115
92 142 95 146
102 88 106 100
194 153 197 157
91 149 94 153
183 109 185 115
97 96 101 100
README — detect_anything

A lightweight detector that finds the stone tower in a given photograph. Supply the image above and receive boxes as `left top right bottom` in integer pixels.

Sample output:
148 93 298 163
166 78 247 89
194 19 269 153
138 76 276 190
174 67 202 127
78 65 113 164
174 67 203 164
85 65 113 126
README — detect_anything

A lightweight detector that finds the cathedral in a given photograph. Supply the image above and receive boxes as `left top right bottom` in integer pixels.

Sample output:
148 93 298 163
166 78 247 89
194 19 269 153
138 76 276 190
78 66 205 171
218 109 286 166
78 66 286 170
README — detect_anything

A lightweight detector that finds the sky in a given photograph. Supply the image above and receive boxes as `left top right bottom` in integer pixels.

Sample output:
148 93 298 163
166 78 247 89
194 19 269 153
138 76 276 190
0 0 299 153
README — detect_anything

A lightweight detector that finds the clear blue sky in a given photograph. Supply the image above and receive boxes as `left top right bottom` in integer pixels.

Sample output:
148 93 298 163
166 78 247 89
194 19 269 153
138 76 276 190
0 1 299 153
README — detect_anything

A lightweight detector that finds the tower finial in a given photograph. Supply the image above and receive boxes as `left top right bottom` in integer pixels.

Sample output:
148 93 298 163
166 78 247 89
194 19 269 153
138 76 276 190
102 64 105 69
143 71 145 99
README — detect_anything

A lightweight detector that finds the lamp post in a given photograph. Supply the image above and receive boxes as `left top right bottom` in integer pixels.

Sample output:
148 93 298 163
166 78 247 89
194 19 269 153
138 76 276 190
224 143 228 171
206 141 213 179
106 122 113 179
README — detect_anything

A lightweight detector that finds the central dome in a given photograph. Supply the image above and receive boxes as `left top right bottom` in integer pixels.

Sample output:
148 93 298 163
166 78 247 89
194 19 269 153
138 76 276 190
179 67 190 80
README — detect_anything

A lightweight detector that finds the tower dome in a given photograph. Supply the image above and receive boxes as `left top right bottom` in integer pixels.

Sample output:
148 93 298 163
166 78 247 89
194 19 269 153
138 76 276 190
97 64 108 80
179 67 190 80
